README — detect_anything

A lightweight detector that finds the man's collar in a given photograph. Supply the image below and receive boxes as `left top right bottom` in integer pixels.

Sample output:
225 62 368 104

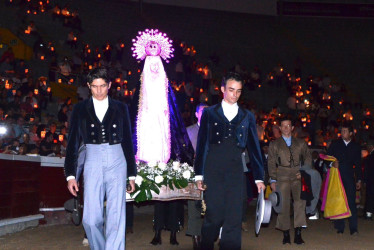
221 100 238 109
92 96 109 103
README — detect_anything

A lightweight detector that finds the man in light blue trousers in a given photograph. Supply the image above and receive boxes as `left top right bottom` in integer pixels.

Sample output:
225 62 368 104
64 67 137 249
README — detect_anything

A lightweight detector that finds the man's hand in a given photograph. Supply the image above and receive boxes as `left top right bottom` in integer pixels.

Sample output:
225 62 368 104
196 180 206 191
127 180 135 194
67 179 79 197
270 182 276 192
256 182 266 193
296 172 301 180
332 160 339 168
356 181 361 190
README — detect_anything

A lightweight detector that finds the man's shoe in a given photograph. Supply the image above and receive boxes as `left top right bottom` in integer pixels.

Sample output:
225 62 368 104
308 212 319 220
283 230 291 244
294 227 305 245
150 230 162 245
170 231 179 245
350 231 358 236
192 235 201 250
82 238 89 247
242 222 249 232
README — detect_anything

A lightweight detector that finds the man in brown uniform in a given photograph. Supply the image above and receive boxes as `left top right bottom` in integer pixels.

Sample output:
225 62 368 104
268 117 311 245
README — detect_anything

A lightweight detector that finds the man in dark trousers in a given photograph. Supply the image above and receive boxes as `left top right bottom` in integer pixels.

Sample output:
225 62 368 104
194 72 265 250
363 140 374 220
327 123 362 235
64 67 136 249
186 103 208 250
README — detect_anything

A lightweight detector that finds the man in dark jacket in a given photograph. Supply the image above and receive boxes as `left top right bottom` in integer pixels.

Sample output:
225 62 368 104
194 72 265 250
64 67 136 249
327 123 362 235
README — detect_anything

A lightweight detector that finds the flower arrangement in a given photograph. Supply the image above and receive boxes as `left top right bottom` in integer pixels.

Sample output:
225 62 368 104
130 160 195 203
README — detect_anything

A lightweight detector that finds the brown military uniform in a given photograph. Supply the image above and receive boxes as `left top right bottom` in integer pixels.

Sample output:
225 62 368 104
268 136 312 231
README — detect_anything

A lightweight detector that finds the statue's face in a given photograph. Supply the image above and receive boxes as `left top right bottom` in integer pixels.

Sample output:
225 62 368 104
145 41 161 56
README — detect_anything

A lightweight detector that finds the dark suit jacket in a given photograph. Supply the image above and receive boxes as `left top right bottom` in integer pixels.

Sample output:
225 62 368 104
194 103 264 181
327 138 362 185
64 97 137 178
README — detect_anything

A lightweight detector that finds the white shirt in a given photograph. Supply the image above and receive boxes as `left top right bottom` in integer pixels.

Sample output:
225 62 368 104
343 139 351 146
92 96 108 122
221 100 238 121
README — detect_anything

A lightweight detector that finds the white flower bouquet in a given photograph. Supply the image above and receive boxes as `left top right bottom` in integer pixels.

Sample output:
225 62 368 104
130 160 195 203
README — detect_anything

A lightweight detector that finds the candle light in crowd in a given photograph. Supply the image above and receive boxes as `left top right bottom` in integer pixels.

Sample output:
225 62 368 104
137 69 141 73
88 65 93 70
5 82 10 89
338 133 341 137
25 69 28 74
308 141 312 146
200 88 203 93
12 90 16 95
129 91 133 96
264 139 268 143
41 131 46 139
87 49 91 53
124 80 128 84
58 78 62 83
34 89 39 95
50 46 54 52
366 125 369 130
323 142 327 147
47 87 51 92
205 97 208 102
69 79 74 84
366 111 371 116
120 43 125 48
115 78 120 83
40 55 44 60
30 117 34 122
117 86 121 91
190 97 194 103
97 53 101 58
258 84 261 88
124 90 128 96
34 104 38 108
53 139 58 144
128 71 131 75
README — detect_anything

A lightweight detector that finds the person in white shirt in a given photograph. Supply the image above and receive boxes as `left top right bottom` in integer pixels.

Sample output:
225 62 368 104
194 72 265 250
64 67 136 249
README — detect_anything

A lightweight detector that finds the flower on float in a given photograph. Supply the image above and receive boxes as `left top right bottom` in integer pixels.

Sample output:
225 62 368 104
135 175 143 186
155 175 164 184
148 161 157 168
182 170 191 179
172 161 180 170
158 162 167 170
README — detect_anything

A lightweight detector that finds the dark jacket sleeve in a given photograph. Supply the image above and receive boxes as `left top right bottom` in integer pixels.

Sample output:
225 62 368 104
246 111 264 181
121 103 137 177
354 143 362 182
194 109 210 176
64 103 82 178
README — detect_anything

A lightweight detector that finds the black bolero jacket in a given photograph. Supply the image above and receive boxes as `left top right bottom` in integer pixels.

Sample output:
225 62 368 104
64 97 137 178
194 103 264 181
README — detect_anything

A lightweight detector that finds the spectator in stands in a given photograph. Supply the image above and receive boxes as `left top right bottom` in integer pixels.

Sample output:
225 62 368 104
58 104 69 124
39 132 54 156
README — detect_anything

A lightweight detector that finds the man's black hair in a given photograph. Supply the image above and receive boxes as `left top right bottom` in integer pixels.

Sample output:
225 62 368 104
87 67 110 85
221 72 243 87
196 103 209 113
